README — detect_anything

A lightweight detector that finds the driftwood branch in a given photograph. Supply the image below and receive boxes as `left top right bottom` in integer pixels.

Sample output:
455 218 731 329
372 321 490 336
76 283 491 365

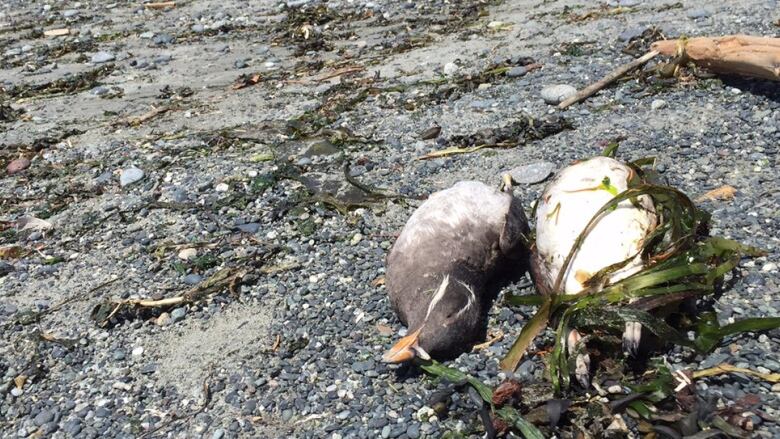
558 50 659 109
651 35 780 81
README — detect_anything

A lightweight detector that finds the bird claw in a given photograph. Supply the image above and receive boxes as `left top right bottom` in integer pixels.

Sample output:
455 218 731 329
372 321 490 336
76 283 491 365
622 321 642 356
567 329 591 388
575 353 591 388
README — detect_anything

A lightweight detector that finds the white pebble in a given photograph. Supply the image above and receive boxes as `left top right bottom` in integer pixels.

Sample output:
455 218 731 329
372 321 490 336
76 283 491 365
651 99 666 110
350 233 363 245
131 346 144 357
762 262 777 272
215 183 229 192
178 248 197 260
443 62 458 76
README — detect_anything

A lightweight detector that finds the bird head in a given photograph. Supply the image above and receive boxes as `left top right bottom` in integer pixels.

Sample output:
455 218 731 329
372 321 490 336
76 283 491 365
382 275 481 363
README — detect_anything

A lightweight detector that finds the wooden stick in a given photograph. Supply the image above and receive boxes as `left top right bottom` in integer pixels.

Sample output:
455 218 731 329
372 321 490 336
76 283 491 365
558 50 659 109
651 35 780 81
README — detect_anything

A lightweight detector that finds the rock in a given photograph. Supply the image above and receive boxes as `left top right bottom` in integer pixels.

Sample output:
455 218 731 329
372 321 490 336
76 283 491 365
234 59 248 69
508 161 555 184
192 24 205 33
178 248 197 260
762 262 777 272
120 167 144 187
156 313 171 326
7 158 31 174
183 274 202 285
443 62 458 76
170 307 186 323
303 139 340 157
541 84 577 105
687 8 711 19
618 27 644 42
34 410 55 426
131 346 144 357
505 66 527 77
91 86 110 96
153 33 174 45
651 99 666 110
10 387 22 397
212 428 225 439
236 223 260 234
215 182 230 192
0 261 15 277
91 51 115 63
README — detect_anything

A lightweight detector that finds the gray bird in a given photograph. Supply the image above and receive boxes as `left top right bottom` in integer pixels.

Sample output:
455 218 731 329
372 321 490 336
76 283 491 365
383 176 529 363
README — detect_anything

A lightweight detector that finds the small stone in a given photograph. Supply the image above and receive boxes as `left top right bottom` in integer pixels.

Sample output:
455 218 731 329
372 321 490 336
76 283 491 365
237 223 260 234
381 425 391 438
0 261 15 277
406 424 421 439
183 274 202 285
212 428 225 439
120 167 144 187
215 182 230 192
617 27 644 42
508 161 555 184
153 33 174 45
761 262 777 272
607 385 623 394
443 62 458 76
651 99 666 110
351 233 363 245
772 383 780 393
131 346 144 357
34 410 54 426
686 8 711 19
178 248 197 260
234 59 248 69
156 313 171 326
91 51 115 63
170 307 187 323
7 158 31 175
505 66 527 77
541 84 577 105
113 350 126 360
10 388 22 397
192 24 205 33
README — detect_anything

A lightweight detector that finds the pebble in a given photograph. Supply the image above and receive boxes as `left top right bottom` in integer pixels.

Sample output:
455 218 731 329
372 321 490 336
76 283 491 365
540 84 577 105
761 263 777 272
212 429 225 439
215 182 230 192
131 346 144 357
170 307 187 323
34 410 55 426
443 62 458 76
237 223 260 234
192 24 205 33
505 66 527 77
687 8 711 19
10 388 22 397
651 99 666 110
120 167 144 187
508 161 555 184
6 158 31 175
0 261 15 277
183 274 203 285
178 248 198 260
91 51 115 63
156 313 171 326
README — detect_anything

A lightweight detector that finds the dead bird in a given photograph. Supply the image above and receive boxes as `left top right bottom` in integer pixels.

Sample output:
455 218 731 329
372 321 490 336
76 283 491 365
383 176 529 363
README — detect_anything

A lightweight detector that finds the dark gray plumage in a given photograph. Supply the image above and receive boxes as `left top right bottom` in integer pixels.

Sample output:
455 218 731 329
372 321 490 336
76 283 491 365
383 180 529 362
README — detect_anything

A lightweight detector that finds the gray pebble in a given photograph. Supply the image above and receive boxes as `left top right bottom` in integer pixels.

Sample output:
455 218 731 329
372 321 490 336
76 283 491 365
0 261 14 277
541 84 577 105
192 24 205 33
170 307 187 323
212 428 225 439
91 51 115 64
687 8 711 19
651 99 666 110
120 167 144 187
505 66 527 78
508 161 555 184
183 273 203 285
236 223 260 234
33 410 54 426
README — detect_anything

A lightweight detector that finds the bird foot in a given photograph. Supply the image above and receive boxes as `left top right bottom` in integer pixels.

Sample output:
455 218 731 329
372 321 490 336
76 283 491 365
622 321 642 356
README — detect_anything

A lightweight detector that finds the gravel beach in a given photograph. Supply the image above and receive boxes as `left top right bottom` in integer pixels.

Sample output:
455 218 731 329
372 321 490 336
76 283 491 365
1 0 779 437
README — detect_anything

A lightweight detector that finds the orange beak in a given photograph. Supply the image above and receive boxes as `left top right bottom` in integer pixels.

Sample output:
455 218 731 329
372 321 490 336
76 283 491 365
382 327 427 363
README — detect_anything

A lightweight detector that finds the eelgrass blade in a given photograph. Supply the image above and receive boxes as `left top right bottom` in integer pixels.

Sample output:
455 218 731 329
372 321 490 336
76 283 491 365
417 359 493 404
495 407 545 439
500 298 553 372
